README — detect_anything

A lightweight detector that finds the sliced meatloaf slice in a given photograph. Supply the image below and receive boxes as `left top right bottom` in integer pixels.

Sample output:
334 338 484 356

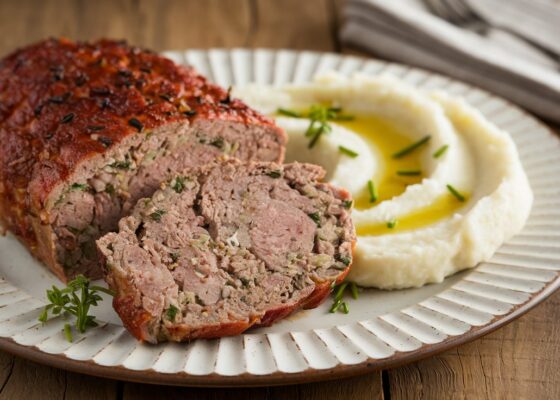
0 39 285 281
97 160 355 343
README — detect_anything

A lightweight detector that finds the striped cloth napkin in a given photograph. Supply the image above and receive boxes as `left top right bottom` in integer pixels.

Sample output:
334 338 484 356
340 0 560 123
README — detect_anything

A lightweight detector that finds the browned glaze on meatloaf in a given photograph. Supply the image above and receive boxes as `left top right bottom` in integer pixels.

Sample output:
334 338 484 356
0 38 285 281
97 160 355 343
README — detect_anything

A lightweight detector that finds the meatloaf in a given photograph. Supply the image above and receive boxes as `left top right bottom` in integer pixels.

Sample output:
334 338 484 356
96 160 355 342
0 38 285 282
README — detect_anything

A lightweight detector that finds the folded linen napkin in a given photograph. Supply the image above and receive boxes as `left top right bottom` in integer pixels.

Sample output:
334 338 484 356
340 0 560 123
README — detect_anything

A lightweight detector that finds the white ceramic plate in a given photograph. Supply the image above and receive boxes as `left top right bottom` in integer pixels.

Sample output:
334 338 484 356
0 49 559 386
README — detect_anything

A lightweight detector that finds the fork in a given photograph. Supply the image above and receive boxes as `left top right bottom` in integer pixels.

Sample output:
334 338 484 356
423 0 560 66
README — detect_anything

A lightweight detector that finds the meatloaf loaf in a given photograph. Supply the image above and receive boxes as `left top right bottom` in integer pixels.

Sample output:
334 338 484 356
0 38 285 282
97 160 355 342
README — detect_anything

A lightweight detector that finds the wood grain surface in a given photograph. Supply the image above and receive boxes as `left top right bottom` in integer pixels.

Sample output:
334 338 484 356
0 1 558 399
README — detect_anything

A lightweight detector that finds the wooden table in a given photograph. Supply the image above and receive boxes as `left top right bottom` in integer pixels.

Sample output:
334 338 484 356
0 1 558 398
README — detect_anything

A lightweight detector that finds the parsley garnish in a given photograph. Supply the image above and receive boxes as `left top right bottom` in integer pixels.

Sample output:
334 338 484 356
342 200 353 209
38 275 114 342
387 219 398 229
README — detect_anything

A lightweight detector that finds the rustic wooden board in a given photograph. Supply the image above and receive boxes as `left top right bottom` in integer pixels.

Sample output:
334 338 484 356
0 0 558 398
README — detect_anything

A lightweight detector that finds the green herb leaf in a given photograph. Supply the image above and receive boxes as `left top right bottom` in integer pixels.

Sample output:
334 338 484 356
433 144 449 158
166 305 179 320
64 323 73 342
171 176 186 193
342 199 353 209
367 180 378 203
38 275 113 342
170 252 180 263
307 212 321 227
392 135 431 158
265 170 282 179
338 145 359 158
446 184 466 202
70 183 90 191
336 254 352 266
350 282 359 299
396 169 422 176
210 137 224 149
150 209 166 222
105 183 115 195
109 160 131 170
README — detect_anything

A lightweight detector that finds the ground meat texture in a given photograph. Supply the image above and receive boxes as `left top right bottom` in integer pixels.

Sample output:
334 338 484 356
0 39 285 281
97 160 355 343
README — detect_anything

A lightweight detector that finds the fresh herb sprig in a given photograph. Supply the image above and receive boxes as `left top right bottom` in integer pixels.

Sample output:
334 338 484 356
277 105 354 148
38 275 114 342
330 282 359 313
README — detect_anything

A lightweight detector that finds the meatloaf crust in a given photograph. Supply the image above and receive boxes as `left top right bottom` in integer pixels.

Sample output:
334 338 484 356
0 39 285 281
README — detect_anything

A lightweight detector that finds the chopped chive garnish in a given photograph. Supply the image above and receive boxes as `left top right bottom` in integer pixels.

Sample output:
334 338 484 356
368 180 378 203
447 184 466 202
387 219 398 229
392 135 431 158
396 169 422 176
307 124 329 148
350 282 359 299
329 299 342 313
341 302 349 314
342 199 353 209
433 144 449 158
338 145 359 158
277 108 302 118
334 283 348 302
282 105 353 149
